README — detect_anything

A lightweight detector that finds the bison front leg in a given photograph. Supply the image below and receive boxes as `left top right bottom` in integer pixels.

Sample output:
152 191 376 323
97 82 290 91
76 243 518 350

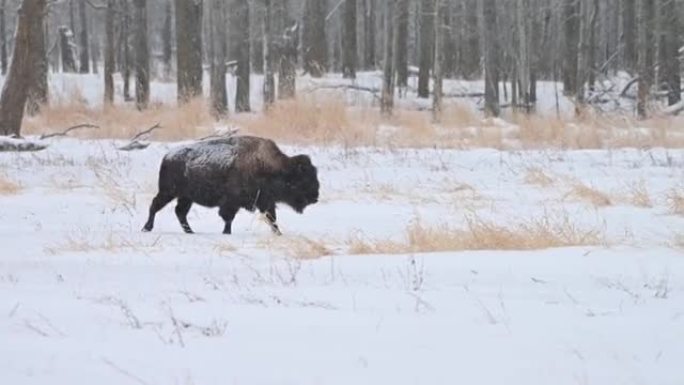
263 206 282 236
218 205 239 234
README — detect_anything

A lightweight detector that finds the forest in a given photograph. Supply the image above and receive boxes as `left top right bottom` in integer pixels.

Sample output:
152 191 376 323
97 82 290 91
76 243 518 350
0 0 682 140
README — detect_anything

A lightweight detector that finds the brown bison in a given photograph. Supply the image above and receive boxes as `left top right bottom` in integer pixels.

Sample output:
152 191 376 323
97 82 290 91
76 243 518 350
142 135 319 235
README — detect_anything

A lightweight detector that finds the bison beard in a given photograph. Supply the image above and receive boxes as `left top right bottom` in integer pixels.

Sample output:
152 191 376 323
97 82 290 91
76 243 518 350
142 136 320 235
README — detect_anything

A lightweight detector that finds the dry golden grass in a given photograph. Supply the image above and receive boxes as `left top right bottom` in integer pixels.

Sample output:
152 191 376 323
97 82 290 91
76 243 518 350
524 167 554 188
626 180 652 208
235 96 376 146
24 95 215 141
347 214 605 254
259 235 333 259
666 188 684 216
0 173 21 195
17 92 684 149
565 182 612 207
44 232 161 255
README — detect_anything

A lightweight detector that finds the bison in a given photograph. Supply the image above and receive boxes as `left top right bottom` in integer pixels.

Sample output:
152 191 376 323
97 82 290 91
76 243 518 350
142 135 319 235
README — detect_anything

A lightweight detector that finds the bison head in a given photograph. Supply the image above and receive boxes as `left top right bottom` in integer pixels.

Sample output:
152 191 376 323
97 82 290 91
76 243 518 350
281 154 320 213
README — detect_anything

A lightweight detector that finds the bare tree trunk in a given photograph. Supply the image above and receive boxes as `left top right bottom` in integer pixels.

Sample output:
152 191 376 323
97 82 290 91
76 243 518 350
529 0 542 107
162 0 173 80
209 0 227 118
622 0 637 73
482 0 499 117
463 0 479 79
563 0 579 96
78 0 90 73
234 0 250 112
516 0 530 112
395 0 408 88
263 0 275 109
278 1 297 100
343 0 357 79
70 0 76 33
121 0 131 101
303 0 326 77
0 0 47 137
575 0 589 112
637 0 655 118
417 0 434 98
104 0 115 105
587 0 598 91
26 9 47 116
432 0 445 122
381 0 395 116
363 0 375 69
133 0 149 110
662 0 681 106
176 0 203 103
59 27 77 72
0 0 7 75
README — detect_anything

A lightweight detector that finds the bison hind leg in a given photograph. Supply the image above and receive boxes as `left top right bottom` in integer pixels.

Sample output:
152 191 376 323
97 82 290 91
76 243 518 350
175 198 194 234
142 193 175 232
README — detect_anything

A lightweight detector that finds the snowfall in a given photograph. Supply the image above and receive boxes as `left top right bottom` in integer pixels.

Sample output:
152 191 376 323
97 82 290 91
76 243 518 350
0 72 683 385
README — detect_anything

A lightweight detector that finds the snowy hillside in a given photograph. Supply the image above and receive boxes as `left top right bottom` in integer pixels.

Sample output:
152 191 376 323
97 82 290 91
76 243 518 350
1 137 683 384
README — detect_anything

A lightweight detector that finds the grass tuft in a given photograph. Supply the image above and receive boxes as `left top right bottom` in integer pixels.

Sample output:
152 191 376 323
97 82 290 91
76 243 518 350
348 213 605 254
566 182 612 207
666 188 684 216
0 173 21 195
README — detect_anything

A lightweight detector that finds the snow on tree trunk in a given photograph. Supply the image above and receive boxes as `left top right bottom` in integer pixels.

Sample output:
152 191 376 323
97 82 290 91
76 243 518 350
175 0 203 104
0 0 47 137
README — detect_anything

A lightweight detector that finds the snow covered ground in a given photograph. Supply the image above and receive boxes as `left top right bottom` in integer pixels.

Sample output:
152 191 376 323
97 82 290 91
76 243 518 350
1 138 683 384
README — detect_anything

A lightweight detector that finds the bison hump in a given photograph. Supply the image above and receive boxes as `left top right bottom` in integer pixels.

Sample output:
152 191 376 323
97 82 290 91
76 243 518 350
165 140 240 171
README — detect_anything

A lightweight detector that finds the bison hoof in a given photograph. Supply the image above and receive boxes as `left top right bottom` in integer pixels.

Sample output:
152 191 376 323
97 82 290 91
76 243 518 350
142 226 152 232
